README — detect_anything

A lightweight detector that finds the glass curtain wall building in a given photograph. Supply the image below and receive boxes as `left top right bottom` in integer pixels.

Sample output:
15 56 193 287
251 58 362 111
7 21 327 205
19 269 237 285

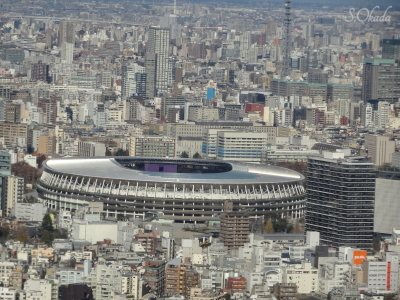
306 151 375 250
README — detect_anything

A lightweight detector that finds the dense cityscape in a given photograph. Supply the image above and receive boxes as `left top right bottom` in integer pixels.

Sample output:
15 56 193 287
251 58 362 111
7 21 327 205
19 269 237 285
0 0 399 299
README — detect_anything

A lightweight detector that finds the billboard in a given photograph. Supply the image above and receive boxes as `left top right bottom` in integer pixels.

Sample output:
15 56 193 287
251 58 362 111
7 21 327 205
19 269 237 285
353 250 367 265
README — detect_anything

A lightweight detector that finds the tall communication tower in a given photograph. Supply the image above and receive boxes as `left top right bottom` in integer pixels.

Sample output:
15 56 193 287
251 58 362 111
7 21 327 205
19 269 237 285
281 0 292 78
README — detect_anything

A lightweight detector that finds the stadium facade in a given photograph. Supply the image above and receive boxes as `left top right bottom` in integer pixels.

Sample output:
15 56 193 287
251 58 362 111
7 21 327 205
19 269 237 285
37 157 306 223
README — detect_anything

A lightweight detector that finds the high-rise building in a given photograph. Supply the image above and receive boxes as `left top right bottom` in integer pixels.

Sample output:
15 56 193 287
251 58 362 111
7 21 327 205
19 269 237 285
147 27 171 96
382 39 400 59
61 42 74 63
220 202 250 250
164 258 199 297
5 101 23 123
364 134 395 166
362 58 400 103
143 260 165 296
31 61 49 82
306 150 375 250
145 53 157 98
1 175 24 217
38 135 56 156
59 20 74 46
38 99 57 124
0 152 11 219
373 101 390 128
0 152 11 177
360 102 373 127
374 171 400 235
281 0 292 77
135 73 147 97
121 65 146 100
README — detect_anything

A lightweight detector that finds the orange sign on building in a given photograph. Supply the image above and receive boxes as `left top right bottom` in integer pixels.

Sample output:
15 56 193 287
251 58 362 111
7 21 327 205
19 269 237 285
353 250 367 265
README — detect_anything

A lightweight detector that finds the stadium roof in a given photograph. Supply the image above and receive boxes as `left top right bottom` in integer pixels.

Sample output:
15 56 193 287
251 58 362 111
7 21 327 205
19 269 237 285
43 157 304 185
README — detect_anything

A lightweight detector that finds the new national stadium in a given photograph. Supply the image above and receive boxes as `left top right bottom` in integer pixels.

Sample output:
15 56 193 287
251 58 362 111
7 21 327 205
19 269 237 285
37 157 306 223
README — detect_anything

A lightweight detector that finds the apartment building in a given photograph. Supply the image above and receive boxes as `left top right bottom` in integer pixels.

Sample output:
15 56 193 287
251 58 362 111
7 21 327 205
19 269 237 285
220 203 250 250
1 175 24 217
38 135 56 156
281 262 318 294
142 260 165 296
77 141 106 157
0 122 28 146
164 258 200 297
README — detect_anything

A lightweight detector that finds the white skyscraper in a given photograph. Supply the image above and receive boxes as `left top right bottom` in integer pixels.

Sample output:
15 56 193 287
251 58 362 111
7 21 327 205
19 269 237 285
147 27 171 96
61 42 74 63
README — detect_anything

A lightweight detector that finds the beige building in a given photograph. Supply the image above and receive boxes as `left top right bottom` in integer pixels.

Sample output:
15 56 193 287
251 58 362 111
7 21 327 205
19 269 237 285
38 135 56 156
365 134 395 166
189 288 225 300
1 175 24 217
0 122 28 146
164 258 200 298
220 203 250 250
121 273 142 299
281 261 318 294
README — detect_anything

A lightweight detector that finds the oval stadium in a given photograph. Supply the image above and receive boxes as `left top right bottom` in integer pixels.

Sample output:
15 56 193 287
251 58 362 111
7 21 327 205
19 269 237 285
37 157 306 223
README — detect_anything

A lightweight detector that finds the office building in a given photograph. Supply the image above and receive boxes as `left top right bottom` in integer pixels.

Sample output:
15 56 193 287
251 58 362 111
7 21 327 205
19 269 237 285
382 39 400 59
14 202 46 221
215 131 272 162
135 73 147 97
306 150 375 250
364 134 395 166
61 42 74 63
147 27 171 96
0 46 24 63
362 252 399 293
0 152 11 219
129 136 176 158
145 53 157 98
121 65 145 100
77 141 106 157
362 59 400 103
59 20 74 46
374 171 400 235
0 152 11 177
